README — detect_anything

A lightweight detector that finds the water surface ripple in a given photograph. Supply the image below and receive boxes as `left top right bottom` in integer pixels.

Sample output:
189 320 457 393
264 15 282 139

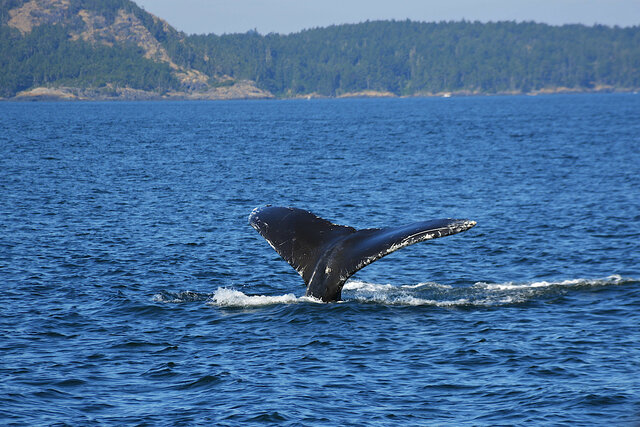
1 95 639 425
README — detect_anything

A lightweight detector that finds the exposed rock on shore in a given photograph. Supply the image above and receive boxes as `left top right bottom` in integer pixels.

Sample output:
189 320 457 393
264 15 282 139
14 81 273 101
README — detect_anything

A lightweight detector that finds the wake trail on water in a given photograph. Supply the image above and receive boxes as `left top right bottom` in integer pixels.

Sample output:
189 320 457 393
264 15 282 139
341 274 632 307
153 275 635 308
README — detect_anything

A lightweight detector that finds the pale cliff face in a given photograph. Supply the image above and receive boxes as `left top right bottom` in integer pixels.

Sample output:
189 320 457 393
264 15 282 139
8 0 71 33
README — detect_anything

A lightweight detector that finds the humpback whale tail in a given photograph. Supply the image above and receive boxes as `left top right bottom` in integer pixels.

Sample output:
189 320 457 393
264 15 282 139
249 206 476 302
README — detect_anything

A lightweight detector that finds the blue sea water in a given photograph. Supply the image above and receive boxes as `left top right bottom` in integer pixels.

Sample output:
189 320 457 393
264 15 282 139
1 94 639 425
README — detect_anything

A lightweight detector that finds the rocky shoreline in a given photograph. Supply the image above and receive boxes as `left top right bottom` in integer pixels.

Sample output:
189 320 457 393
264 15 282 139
6 80 274 101
3 84 637 102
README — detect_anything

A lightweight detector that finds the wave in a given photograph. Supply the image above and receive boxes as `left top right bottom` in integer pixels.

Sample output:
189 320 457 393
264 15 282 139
152 290 212 303
208 288 315 307
152 288 322 306
154 275 634 308
474 275 628 291
342 274 632 307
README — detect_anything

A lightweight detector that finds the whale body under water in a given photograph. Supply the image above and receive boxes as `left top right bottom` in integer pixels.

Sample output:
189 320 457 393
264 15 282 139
249 206 476 302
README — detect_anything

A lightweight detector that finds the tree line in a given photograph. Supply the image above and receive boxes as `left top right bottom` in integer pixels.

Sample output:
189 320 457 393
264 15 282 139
184 20 640 96
1 0 639 98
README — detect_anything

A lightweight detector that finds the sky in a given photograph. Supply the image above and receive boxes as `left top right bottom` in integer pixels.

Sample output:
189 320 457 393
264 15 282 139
134 0 640 35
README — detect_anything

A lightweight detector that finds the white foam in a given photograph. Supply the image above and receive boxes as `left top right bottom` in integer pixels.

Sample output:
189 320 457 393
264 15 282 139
347 290 520 307
353 294 471 307
476 274 625 291
344 280 452 291
340 275 631 307
401 282 453 290
208 288 301 307
343 281 396 292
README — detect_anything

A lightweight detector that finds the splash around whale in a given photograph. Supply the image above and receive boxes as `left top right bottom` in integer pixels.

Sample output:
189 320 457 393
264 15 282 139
249 206 476 302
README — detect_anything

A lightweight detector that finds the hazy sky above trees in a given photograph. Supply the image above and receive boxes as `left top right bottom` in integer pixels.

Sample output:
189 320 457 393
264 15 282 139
135 0 640 35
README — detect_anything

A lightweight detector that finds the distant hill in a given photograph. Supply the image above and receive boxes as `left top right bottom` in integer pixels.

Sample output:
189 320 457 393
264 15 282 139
0 0 272 100
1 0 639 100
187 21 640 97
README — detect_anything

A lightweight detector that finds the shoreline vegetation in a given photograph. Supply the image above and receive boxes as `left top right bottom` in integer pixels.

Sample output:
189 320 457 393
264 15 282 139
1 0 639 102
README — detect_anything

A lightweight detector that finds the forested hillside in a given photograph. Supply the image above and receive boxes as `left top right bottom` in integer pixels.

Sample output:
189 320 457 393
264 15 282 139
1 0 639 99
0 24 178 96
187 20 640 96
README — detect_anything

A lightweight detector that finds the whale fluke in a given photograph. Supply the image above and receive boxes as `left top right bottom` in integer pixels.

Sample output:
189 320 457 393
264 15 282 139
249 206 476 302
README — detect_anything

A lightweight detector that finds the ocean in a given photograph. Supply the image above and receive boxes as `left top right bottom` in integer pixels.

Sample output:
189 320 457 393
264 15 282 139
1 94 639 425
